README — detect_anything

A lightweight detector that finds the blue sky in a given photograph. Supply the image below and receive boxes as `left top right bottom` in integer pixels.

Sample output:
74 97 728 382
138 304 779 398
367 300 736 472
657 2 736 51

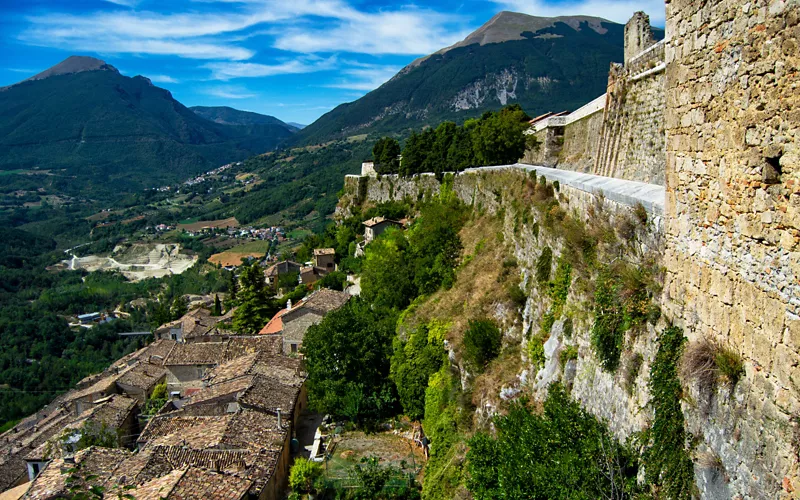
0 0 665 125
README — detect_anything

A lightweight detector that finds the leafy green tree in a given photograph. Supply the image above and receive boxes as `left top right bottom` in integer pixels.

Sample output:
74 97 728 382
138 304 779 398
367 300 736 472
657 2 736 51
390 321 447 420
407 197 466 294
471 105 531 166
400 130 434 176
316 271 348 291
170 296 188 320
466 384 644 500
360 229 416 311
302 299 399 423
447 123 477 171
373 137 402 174
430 122 458 176
462 319 502 373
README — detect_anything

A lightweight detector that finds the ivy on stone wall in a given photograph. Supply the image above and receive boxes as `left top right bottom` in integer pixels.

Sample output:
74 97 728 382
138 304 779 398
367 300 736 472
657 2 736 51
643 326 695 499
591 267 624 371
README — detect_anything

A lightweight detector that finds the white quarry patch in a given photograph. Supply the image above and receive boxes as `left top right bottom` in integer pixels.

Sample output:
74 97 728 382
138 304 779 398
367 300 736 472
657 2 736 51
64 243 197 281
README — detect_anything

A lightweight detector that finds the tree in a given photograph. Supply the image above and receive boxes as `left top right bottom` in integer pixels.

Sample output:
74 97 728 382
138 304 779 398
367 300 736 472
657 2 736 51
232 262 278 334
400 130 434 176
360 229 416 310
169 296 187 320
407 196 466 294
430 122 458 176
212 294 222 316
373 137 401 174
316 271 347 291
302 299 399 423
390 321 447 420
462 319 502 372
471 105 531 166
466 384 644 500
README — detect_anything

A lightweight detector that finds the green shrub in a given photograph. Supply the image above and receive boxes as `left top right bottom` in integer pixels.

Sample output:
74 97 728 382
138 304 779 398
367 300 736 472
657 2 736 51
562 316 573 339
535 247 552 284
548 258 572 314
539 310 555 336
558 345 578 368
528 335 546 369
462 319 502 372
467 383 645 500
716 347 744 385
591 268 624 372
289 458 323 493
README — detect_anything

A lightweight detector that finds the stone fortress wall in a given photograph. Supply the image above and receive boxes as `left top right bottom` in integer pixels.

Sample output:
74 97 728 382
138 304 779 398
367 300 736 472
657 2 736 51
341 2 800 497
525 12 666 186
663 1 800 497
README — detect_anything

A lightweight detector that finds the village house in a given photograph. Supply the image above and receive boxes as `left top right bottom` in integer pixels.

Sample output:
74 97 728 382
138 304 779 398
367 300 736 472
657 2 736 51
312 248 336 272
299 265 327 285
7 334 304 500
154 307 235 343
362 216 402 244
264 260 301 288
163 342 228 393
259 288 350 355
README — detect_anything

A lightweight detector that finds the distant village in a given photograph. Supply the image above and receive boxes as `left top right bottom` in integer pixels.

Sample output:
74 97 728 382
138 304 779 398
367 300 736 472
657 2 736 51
1 211 409 499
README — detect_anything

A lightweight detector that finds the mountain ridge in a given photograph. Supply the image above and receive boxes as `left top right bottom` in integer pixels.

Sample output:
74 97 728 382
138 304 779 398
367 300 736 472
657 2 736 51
293 12 642 145
0 57 297 196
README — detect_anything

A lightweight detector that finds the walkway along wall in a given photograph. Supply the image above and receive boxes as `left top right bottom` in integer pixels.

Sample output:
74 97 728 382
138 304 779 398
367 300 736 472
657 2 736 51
524 12 667 186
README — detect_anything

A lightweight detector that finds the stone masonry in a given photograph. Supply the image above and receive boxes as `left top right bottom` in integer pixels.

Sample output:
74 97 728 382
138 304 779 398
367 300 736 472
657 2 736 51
664 0 800 498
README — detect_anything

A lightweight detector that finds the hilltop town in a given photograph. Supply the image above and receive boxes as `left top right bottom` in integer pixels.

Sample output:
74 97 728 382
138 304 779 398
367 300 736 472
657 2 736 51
0 1 798 499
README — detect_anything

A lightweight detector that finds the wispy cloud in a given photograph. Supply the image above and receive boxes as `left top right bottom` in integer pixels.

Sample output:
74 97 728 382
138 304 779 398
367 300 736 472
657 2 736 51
103 0 140 6
146 74 180 84
274 8 467 55
17 1 469 60
491 0 665 25
324 64 400 91
204 85 257 99
205 56 338 80
6 68 35 73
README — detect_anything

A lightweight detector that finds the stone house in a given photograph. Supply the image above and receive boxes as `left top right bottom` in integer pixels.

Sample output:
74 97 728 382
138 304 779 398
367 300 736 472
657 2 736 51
264 260 301 288
312 248 336 272
279 289 350 355
299 265 328 285
362 216 402 244
154 307 235 343
23 394 139 482
115 362 167 403
163 342 227 393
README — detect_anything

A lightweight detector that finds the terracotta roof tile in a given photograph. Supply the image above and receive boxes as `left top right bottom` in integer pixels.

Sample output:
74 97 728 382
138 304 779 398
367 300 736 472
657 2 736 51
165 343 227 366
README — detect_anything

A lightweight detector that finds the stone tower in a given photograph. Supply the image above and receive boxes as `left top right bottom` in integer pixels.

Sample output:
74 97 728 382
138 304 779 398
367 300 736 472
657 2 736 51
624 11 655 63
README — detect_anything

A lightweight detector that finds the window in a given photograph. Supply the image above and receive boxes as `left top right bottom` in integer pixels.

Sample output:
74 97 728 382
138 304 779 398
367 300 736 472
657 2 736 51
291 344 298 353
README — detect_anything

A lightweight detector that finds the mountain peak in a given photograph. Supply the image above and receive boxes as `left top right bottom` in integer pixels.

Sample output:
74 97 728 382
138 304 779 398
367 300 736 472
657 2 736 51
22 56 118 84
408 11 616 69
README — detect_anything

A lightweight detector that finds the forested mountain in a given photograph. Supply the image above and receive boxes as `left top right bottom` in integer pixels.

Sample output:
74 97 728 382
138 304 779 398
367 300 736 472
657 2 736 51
190 105 298 129
0 57 296 196
295 12 656 145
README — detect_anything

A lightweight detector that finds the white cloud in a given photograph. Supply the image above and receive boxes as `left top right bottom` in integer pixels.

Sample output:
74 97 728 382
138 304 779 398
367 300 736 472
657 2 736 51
103 0 140 6
204 85 257 99
205 56 338 80
146 74 180 84
492 0 665 26
274 8 467 55
324 65 401 91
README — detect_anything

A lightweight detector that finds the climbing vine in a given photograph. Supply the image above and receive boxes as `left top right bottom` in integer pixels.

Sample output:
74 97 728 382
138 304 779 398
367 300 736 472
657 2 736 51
643 326 695 499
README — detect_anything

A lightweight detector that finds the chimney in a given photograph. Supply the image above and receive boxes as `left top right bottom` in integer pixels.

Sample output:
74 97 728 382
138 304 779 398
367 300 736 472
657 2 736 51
170 391 181 401
286 300 292 311
276 408 282 429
